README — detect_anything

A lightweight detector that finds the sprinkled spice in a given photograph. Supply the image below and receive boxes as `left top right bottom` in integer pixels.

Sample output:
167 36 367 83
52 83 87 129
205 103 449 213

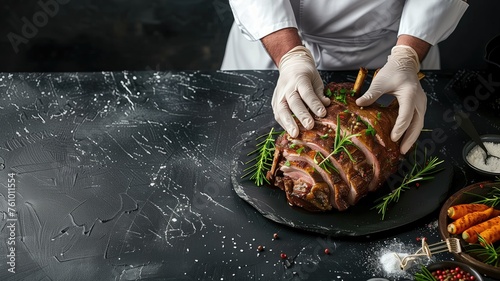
365 238 423 279
273 233 279 240
380 252 408 274
280 253 287 259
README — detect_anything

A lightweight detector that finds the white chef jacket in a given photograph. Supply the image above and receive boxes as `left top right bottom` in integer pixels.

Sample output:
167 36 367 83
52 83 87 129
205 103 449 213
221 0 468 70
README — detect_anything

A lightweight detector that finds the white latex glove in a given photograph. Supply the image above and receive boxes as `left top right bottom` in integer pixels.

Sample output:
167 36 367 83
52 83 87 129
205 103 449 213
272 46 330 138
356 45 427 154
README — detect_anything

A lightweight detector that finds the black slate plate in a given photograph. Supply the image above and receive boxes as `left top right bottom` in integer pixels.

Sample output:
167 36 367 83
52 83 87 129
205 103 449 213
231 126 454 237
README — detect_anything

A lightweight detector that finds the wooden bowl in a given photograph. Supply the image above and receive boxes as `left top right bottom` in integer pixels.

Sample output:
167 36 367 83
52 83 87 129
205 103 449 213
438 181 500 279
426 261 483 281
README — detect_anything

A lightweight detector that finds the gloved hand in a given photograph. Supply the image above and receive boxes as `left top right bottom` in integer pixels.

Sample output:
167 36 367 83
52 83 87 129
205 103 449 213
272 46 330 138
356 45 427 154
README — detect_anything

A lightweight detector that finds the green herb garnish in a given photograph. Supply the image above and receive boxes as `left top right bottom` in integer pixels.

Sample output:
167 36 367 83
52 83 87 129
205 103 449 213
334 88 348 104
365 124 376 136
242 128 281 186
372 149 444 220
325 88 333 97
414 266 437 281
467 234 500 267
355 117 377 136
319 115 360 165
320 133 329 139
467 186 500 207
314 151 338 174
296 147 304 154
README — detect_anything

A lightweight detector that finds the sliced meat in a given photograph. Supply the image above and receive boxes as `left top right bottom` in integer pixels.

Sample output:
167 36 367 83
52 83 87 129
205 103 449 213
269 81 404 211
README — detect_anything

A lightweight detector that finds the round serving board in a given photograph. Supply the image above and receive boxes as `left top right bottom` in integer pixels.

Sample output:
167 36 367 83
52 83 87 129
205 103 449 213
232 126 454 237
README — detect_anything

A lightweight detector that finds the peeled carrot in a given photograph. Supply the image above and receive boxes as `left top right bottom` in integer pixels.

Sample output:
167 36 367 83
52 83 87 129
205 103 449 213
479 224 500 246
447 203 490 220
462 216 500 244
447 207 494 234
493 209 500 217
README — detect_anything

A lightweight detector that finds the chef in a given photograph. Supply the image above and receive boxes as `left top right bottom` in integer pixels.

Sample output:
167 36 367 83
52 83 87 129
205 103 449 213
221 0 469 154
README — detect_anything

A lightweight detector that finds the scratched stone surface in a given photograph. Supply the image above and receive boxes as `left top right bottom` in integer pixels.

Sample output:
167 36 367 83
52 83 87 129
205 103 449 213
0 70 498 281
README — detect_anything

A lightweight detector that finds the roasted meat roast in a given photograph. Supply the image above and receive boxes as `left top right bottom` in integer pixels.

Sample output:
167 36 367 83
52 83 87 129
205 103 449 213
267 80 404 212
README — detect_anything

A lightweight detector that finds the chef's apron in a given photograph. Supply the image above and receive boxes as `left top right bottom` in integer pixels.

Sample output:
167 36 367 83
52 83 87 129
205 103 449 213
221 0 468 71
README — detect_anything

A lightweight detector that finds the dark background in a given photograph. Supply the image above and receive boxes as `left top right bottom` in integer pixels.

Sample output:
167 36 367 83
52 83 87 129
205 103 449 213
0 0 499 72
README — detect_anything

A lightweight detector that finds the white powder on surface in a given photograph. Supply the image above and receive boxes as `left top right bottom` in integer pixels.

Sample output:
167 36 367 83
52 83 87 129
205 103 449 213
379 252 408 274
466 142 500 173
364 238 420 280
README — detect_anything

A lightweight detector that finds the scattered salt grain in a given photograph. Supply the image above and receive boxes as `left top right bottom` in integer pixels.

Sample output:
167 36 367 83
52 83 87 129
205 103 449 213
379 252 408 274
466 142 500 173
364 239 420 279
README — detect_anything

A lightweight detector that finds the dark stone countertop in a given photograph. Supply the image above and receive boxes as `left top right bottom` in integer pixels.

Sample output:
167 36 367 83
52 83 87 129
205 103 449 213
0 70 499 280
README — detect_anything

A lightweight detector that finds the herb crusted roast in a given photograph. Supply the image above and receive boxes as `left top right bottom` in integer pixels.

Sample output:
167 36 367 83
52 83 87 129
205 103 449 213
267 76 404 212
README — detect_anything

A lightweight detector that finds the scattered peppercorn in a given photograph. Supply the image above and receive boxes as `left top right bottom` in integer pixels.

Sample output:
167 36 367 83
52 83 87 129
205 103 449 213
257 245 264 252
280 253 287 259
273 233 279 239
324 248 330 255
430 266 475 281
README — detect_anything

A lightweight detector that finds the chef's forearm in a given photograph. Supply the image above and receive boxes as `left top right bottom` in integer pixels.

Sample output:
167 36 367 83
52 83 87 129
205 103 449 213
396 34 431 63
261 28 303 66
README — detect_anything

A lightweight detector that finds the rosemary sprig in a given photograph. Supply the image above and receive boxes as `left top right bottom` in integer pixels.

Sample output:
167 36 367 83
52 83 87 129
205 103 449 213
466 234 500 267
373 149 444 220
319 114 360 166
466 186 500 207
314 151 338 174
414 265 437 281
242 128 281 186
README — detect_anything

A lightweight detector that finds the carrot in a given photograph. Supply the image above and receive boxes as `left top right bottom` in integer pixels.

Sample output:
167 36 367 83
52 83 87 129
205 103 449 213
493 209 500 217
479 223 500 246
462 216 500 244
447 207 495 234
447 203 490 220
